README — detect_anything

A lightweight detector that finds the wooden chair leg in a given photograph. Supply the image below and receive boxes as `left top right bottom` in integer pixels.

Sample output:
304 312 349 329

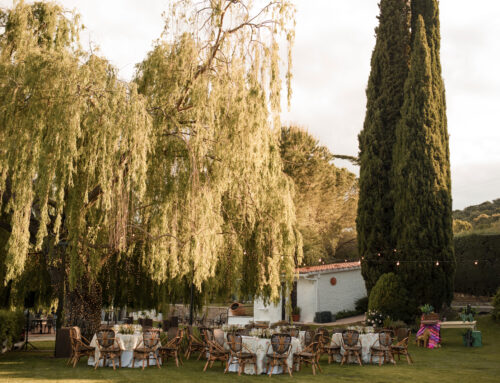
203 358 210 372
316 359 323 373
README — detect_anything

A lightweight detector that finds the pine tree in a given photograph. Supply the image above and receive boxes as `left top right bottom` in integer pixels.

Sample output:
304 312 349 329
357 0 410 292
392 14 455 314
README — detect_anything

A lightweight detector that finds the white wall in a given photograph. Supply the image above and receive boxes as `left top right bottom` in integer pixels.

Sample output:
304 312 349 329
297 268 367 322
317 268 367 315
253 297 283 323
297 278 317 322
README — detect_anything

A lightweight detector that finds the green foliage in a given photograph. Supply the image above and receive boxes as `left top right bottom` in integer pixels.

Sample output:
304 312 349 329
0 309 24 350
454 234 500 296
419 304 434 315
0 0 301 315
280 126 358 265
357 0 410 292
492 288 500 321
335 309 362 320
453 199 500 234
453 219 473 234
368 273 410 322
391 11 454 314
355 296 369 313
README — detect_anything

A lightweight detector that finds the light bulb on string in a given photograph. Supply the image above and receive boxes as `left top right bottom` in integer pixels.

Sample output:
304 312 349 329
396 261 400 267
435 261 439 266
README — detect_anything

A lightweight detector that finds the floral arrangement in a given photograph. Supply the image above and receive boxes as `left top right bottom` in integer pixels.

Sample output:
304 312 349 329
221 324 245 332
249 327 275 338
347 325 374 334
118 324 135 335
365 310 384 328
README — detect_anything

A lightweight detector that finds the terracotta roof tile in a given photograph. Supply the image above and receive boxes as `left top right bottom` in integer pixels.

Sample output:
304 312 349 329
296 261 361 274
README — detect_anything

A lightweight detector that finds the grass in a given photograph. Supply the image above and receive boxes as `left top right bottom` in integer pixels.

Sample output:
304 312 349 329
1 316 499 383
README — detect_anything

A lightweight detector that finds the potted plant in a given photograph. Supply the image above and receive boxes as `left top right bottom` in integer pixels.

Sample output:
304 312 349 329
291 306 301 322
460 304 476 322
419 304 439 322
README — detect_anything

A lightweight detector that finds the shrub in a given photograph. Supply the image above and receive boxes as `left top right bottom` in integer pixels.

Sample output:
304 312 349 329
335 309 360 320
454 234 500 296
355 296 368 313
492 288 500 322
314 311 333 323
368 273 411 322
0 310 24 351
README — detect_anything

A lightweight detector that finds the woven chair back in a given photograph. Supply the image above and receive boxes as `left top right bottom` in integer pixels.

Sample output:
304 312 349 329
378 330 393 347
395 328 410 344
96 328 116 349
270 333 291 355
227 333 243 353
342 330 359 347
304 330 315 347
200 327 214 344
143 329 160 349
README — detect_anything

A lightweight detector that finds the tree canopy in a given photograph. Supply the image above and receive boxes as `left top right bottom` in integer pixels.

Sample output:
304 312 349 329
0 0 301 325
280 126 358 265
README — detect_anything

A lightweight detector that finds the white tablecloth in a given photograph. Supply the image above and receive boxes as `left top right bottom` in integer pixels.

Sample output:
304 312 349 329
331 333 382 364
225 336 302 375
88 332 161 368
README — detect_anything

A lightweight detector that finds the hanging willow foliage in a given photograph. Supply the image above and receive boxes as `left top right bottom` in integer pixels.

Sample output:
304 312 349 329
135 0 301 301
0 0 300 304
0 2 151 286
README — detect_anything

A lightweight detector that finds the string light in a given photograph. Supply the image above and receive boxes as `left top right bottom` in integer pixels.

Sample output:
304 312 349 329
474 260 478 266
396 261 400 266
435 261 439 266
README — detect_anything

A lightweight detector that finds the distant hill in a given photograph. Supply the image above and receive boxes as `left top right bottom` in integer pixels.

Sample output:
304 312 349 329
453 199 500 235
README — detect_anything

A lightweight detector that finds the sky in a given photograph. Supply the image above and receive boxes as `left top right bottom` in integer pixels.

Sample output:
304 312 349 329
1 0 498 210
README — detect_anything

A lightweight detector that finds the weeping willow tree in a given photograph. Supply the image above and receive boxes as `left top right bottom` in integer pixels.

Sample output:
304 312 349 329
134 0 301 302
0 1 301 329
0 2 151 332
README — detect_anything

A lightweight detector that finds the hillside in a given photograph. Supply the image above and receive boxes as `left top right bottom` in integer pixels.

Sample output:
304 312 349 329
453 199 500 234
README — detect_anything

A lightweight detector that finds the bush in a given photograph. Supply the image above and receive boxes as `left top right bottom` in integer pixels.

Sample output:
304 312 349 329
314 311 333 323
454 234 500 296
355 296 368 313
0 310 24 351
492 288 500 322
335 309 363 320
368 273 411 322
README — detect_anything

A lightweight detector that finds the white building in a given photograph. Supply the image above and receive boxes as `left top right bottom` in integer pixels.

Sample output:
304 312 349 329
296 262 367 323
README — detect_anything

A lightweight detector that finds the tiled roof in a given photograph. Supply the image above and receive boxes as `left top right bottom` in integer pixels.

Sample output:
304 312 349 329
296 261 361 274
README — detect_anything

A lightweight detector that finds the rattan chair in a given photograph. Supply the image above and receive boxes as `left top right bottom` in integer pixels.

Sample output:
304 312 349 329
95 328 122 370
321 330 342 364
293 332 323 375
132 329 161 369
265 333 293 377
315 328 330 360
341 329 362 366
225 333 257 375
68 326 95 368
203 329 229 372
159 328 184 367
184 326 205 360
370 330 395 365
391 328 413 364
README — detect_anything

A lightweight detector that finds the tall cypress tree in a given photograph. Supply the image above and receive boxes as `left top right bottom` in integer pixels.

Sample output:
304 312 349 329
357 0 410 292
392 13 455 313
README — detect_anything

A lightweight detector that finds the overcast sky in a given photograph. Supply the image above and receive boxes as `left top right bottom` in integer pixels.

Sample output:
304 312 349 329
1 0 498 209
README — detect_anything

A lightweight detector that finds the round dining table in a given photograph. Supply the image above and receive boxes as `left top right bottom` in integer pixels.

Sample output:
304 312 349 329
224 335 302 375
331 332 383 364
88 331 161 368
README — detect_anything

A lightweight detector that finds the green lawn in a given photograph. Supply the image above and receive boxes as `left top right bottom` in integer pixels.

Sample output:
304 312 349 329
1 316 499 383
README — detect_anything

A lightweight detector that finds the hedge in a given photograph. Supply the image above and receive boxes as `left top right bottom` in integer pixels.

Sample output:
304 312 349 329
0 310 24 352
454 234 500 296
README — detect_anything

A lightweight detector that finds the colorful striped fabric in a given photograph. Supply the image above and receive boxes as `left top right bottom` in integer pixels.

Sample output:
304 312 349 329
417 323 441 349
